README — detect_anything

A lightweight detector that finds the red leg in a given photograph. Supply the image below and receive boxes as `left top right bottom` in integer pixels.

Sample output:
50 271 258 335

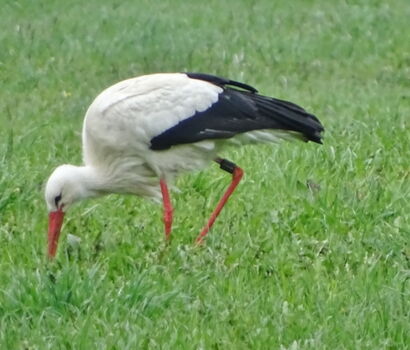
195 158 244 244
160 179 173 240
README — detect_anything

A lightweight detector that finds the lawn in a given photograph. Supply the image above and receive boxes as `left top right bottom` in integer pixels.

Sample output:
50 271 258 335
0 0 409 348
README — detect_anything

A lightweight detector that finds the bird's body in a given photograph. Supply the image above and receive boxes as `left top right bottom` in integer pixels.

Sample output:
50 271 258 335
45 72 324 258
81 74 218 199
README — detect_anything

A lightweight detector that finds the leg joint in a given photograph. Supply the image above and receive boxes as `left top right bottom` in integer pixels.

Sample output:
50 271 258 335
216 158 237 174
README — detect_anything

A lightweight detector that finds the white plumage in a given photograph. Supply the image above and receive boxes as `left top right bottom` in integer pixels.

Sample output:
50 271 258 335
82 74 225 196
45 72 324 258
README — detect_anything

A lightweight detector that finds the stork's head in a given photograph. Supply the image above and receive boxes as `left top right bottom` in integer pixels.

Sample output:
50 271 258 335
45 164 93 258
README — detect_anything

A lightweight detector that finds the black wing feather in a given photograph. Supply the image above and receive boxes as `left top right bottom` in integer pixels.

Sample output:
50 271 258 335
150 73 324 150
185 72 258 93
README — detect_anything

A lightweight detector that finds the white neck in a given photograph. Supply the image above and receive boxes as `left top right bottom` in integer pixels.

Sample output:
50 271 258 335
69 163 155 197
46 161 161 213
71 165 111 198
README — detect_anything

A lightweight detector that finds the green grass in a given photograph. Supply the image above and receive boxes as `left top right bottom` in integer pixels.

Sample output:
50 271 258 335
1 0 409 348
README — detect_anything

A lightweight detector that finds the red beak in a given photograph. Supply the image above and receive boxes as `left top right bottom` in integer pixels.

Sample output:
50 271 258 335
48 209 65 259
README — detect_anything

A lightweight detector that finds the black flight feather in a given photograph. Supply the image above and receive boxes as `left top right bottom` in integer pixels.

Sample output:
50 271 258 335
150 73 324 150
185 72 258 93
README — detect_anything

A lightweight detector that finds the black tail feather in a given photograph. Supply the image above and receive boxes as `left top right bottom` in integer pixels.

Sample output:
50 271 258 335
247 92 324 144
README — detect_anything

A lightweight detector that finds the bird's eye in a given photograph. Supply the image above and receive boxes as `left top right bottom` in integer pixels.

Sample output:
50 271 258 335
54 193 62 207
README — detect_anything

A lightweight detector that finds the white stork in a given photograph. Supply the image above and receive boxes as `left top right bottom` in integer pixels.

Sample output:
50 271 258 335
45 72 324 258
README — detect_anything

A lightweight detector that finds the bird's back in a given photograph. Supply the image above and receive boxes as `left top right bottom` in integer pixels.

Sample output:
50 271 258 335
81 73 323 182
82 74 221 165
